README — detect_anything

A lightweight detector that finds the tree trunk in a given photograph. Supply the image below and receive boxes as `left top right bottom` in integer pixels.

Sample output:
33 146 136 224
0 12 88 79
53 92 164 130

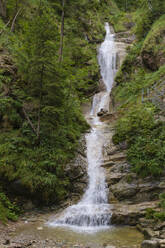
0 0 6 18
36 65 44 144
59 0 65 63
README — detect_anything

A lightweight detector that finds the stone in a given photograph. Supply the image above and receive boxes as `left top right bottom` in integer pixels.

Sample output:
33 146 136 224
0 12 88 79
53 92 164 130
108 191 118 203
106 172 125 185
37 227 43 230
111 201 159 225
101 161 115 168
109 153 126 162
159 239 165 244
105 246 116 248
97 108 108 117
3 239 10 245
64 134 88 196
155 222 165 231
143 228 160 239
141 240 160 248
111 181 138 201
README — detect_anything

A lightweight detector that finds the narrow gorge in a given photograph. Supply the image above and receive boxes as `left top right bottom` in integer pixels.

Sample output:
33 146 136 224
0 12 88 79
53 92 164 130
3 23 144 248
0 1 165 248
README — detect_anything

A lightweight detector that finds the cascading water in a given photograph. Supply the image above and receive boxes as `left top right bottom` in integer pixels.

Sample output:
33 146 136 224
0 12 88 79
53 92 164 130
48 23 117 232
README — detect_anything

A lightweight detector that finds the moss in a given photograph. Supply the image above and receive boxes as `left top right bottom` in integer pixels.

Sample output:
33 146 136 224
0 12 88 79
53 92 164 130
141 14 165 70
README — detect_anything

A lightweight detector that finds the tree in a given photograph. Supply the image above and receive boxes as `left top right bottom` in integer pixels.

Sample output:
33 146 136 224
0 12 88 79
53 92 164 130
14 4 60 143
59 0 65 63
0 0 6 18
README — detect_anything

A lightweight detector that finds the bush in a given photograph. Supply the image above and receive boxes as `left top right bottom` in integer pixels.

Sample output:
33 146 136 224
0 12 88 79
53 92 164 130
113 105 165 177
0 191 19 223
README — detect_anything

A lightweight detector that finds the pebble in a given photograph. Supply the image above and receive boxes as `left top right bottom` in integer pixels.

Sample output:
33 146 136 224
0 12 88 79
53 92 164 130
105 246 116 248
37 226 43 230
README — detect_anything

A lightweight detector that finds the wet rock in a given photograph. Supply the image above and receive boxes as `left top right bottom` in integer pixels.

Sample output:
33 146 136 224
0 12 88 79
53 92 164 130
108 191 118 203
141 240 160 248
100 113 117 122
97 108 108 117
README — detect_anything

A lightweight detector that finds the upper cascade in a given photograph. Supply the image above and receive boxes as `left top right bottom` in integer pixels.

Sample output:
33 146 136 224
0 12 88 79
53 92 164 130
98 22 117 93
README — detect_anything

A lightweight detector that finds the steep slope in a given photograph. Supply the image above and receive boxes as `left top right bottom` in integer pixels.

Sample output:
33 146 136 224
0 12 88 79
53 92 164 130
109 0 165 243
0 0 125 222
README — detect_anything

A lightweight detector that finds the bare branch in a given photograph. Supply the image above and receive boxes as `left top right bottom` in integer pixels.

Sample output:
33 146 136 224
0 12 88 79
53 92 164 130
11 8 22 32
23 107 38 136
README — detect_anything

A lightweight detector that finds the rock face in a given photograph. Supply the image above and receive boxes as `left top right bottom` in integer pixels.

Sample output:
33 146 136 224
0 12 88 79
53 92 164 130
141 240 160 248
101 125 165 247
110 201 159 226
64 135 88 201
101 125 165 228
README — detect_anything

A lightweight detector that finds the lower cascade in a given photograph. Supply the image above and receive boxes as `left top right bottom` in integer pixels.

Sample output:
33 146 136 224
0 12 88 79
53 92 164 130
48 23 117 232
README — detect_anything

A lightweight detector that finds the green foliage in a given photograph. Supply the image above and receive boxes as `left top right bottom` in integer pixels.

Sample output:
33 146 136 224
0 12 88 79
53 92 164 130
145 208 156 219
133 0 165 40
145 206 165 222
0 190 19 223
114 0 138 11
154 212 165 221
113 106 165 177
159 193 165 209
141 14 165 70
112 0 165 179
113 106 155 145
0 0 117 211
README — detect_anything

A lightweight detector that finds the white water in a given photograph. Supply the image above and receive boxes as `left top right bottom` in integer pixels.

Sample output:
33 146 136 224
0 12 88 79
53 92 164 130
48 23 117 232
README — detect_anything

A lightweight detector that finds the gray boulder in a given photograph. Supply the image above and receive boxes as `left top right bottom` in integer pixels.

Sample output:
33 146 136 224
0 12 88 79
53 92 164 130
141 240 160 248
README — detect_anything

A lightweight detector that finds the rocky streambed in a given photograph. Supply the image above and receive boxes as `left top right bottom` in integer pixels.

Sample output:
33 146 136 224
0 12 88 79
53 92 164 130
0 211 143 248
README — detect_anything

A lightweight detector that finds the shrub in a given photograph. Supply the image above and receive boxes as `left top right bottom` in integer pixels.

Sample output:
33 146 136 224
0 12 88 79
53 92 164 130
113 105 165 177
0 191 19 223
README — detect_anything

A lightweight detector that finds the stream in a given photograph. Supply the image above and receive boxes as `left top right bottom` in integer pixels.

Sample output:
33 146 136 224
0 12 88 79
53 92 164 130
12 24 143 248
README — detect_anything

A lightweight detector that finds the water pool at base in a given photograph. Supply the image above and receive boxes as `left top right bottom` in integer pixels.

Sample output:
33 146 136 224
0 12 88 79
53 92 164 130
14 221 143 248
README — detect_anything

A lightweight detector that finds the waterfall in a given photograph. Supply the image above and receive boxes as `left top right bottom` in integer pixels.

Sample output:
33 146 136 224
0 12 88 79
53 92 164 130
48 23 117 232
